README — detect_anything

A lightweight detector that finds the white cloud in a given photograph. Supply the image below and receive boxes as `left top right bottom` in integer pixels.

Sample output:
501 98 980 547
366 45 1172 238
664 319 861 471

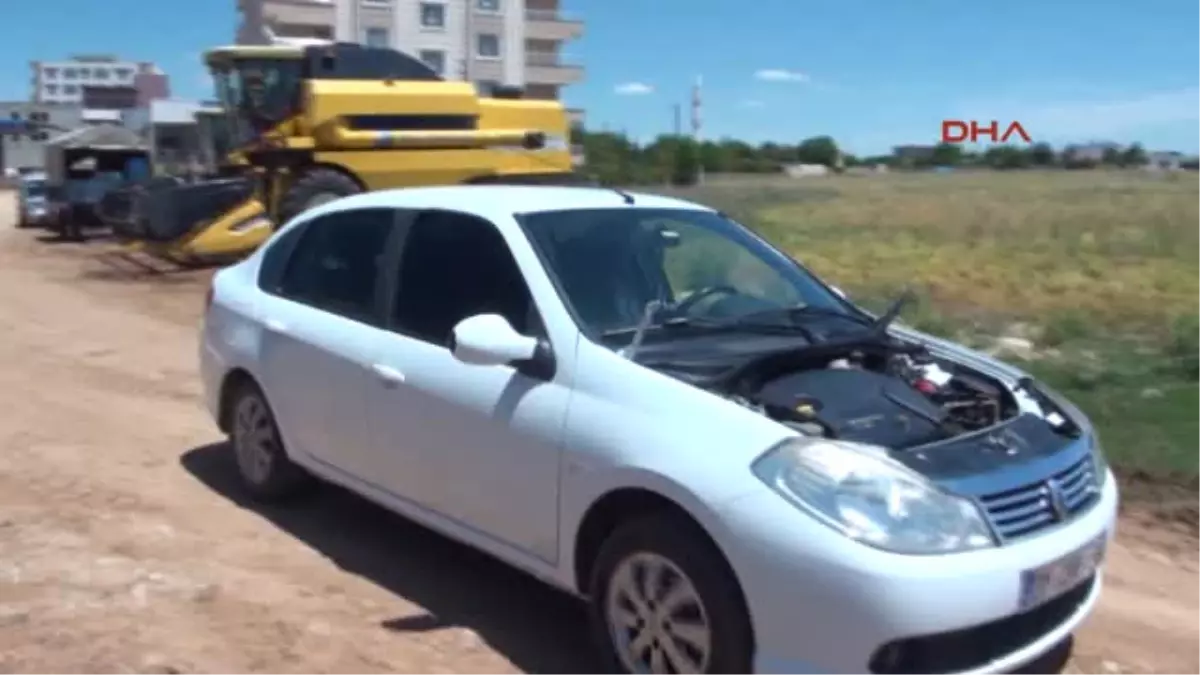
953 87 1200 141
754 68 809 83
739 99 766 109
614 82 654 96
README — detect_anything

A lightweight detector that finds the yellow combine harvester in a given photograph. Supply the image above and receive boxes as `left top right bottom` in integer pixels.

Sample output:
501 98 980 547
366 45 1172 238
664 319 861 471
114 41 582 264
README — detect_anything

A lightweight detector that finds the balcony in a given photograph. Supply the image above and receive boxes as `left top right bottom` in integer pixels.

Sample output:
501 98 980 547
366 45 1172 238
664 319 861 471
525 51 584 86
567 108 585 127
254 0 335 29
524 9 584 41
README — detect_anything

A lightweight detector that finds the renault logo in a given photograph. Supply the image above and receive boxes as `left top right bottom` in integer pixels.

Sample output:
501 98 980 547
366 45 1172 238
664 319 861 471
1045 479 1068 520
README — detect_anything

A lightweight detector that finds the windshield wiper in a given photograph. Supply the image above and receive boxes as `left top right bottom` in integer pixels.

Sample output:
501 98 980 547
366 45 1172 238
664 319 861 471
701 304 874 330
608 302 821 361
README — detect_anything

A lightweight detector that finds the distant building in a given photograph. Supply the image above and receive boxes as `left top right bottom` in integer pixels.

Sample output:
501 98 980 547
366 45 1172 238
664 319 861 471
0 102 84 172
1146 151 1184 171
234 0 584 102
30 54 170 106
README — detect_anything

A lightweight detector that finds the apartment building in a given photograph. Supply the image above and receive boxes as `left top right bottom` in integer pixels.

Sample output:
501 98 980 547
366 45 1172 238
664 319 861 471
235 0 583 106
29 55 170 106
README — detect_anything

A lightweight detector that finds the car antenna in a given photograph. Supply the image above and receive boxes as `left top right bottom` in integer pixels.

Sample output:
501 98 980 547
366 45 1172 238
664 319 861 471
611 187 635 205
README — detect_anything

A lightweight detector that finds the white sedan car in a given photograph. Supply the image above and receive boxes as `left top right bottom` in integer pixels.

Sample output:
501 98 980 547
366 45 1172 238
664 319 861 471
200 185 1117 674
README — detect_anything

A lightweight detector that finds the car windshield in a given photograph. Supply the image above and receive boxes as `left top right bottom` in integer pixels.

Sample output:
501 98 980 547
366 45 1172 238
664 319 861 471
23 181 46 198
520 207 858 344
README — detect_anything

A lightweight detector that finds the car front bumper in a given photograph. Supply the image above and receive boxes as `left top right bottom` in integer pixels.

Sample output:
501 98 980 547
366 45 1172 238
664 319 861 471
715 469 1118 674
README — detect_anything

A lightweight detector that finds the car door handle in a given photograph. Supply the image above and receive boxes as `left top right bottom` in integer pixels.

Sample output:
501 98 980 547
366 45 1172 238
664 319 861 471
370 363 406 386
264 318 288 335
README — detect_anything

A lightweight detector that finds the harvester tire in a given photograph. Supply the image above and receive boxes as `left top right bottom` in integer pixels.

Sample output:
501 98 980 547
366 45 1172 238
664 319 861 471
278 169 362 225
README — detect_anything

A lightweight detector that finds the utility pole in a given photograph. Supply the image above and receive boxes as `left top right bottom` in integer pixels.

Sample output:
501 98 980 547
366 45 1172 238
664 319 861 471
691 75 704 185
460 0 470 81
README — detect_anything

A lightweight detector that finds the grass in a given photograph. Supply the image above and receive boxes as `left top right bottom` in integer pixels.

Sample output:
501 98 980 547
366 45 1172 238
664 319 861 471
652 170 1199 480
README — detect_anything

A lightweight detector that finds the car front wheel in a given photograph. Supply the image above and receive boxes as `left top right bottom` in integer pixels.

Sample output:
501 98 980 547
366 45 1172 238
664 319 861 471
588 513 754 674
228 381 312 501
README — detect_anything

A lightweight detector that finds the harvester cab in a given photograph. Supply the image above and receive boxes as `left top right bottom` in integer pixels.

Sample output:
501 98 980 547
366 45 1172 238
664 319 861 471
120 41 579 265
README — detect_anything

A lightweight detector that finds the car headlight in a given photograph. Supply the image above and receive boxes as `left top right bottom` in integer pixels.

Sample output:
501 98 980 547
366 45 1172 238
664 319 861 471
752 438 995 555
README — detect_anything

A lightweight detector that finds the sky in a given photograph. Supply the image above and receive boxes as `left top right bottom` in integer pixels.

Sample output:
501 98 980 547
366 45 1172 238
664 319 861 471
2 0 1197 155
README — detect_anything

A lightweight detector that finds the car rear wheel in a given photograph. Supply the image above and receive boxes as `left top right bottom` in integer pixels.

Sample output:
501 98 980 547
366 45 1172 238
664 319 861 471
588 513 753 674
228 382 312 501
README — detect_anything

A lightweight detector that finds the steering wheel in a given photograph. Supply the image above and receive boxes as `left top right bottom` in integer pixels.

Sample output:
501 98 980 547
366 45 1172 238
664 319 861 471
673 285 740 316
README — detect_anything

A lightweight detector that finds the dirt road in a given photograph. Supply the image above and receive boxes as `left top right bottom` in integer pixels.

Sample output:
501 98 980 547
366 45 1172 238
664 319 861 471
0 196 1196 674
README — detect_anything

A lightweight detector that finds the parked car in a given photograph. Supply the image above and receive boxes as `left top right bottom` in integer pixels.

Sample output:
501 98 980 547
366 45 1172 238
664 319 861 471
16 170 49 228
199 186 1117 674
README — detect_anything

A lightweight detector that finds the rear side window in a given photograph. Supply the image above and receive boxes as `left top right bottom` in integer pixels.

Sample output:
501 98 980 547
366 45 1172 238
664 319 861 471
275 208 395 323
257 223 307 292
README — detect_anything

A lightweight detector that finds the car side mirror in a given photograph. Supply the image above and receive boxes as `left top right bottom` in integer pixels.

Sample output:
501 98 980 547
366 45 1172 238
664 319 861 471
450 313 540 367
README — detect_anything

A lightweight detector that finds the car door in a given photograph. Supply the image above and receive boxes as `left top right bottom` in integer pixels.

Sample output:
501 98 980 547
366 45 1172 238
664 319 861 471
255 207 399 479
364 208 568 563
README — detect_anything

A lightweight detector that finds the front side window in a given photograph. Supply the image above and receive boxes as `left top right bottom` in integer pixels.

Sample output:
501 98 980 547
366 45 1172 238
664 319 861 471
391 210 536 346
477 0 500 11
276 209 395 322
520 208 851 342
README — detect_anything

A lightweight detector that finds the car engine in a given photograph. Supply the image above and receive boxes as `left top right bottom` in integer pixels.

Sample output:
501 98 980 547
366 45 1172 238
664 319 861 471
723 346 1028 450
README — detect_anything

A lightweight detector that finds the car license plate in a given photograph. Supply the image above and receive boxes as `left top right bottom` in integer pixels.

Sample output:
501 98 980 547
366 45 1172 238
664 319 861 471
1018 533 1106 611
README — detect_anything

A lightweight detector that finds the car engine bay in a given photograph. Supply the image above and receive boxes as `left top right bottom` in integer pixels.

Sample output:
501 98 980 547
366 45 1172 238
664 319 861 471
646 334 1081 454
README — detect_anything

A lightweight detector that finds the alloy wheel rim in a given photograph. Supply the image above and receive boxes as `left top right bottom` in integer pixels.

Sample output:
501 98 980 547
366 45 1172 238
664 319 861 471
233 395 275 485
605 552 712 674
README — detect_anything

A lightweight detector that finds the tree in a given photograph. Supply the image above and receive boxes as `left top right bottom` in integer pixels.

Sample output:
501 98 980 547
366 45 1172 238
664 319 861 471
1029 143 1056 167
1120 143 1148 167
1101 146 1121 166
795 135 840 167
929 142 964 167
983 145 1031 170
671 137 700 186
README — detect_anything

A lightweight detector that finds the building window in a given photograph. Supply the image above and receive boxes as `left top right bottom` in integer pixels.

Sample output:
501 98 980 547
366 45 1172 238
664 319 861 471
94 68 110 80
63 85 78 95
44 67 58 78
418 50 446 75
45 85 58 95
115 67 132 79
476 0 500 12
364 26 390 47
476 33 501 58
63 68 77 79
419 2 445 28
78 69 90 80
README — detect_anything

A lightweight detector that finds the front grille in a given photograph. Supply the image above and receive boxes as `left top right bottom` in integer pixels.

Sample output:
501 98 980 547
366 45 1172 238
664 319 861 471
868 574 1095 674
979 454 1099 541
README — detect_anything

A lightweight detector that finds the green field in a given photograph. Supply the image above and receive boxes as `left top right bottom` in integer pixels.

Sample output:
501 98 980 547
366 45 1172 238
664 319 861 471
654 171 1199 480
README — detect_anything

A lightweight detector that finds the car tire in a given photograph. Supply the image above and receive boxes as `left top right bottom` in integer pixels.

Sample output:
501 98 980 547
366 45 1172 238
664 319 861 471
588 512 754 674
227 380 312 501
278 168 362 225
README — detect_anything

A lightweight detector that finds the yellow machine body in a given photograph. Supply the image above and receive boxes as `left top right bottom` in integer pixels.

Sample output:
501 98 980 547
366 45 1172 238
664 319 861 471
140 43 574 264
